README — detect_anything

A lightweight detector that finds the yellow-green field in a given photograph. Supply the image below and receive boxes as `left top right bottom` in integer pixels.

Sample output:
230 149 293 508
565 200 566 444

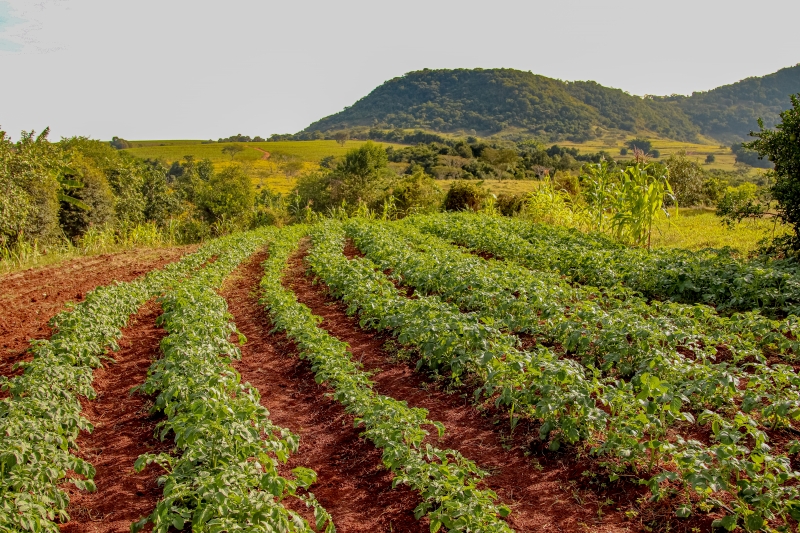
556 133 753 174
650 208 787 254
438 179 542 196
123 140 406 194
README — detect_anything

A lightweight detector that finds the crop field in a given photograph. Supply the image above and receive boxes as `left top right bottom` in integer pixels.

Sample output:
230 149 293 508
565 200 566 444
4 212 800 533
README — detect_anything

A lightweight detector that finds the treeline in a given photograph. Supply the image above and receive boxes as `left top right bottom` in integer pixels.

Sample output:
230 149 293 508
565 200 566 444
0 128 267 255
386 139 614 180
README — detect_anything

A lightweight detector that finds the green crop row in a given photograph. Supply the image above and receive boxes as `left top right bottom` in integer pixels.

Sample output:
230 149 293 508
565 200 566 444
131 227 333 533
345 219 800 434
260 225 514 533
0 232 242 532
412 212 800 317
312 218 800 531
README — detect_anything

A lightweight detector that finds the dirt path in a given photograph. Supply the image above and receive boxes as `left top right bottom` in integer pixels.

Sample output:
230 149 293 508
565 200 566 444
221 251 427 533
59 300 170 533
287 241 637 533
253 147 271 160
0 246 196 377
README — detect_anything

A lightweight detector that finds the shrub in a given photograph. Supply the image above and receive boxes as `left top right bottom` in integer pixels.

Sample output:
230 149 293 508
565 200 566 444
705 154 716 164
443 181 487 211
496 193 526 216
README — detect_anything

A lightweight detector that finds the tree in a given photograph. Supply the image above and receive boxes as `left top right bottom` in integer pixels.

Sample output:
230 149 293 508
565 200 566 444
222 144 245 160
332 141 390 206
333 131 349 146
196 165 255 225
664 151 706 206
746 94 800 250
58 152 115 238
705 154 716 164
626 138 652 154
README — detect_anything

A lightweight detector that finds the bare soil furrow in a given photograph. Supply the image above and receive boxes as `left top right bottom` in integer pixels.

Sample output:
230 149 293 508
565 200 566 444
287 241 637 533
221 251 427 533
0 246 196 377
59 300 171 533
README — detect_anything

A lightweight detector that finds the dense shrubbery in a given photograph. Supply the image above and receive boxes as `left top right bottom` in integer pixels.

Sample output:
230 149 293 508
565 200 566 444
0 127 268 261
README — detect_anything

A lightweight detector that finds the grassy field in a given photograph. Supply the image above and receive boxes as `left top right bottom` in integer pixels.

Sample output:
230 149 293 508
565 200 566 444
438 179 541 196
650 207 787 254
124 140 405 164
554 132 757 173
123 140 406 194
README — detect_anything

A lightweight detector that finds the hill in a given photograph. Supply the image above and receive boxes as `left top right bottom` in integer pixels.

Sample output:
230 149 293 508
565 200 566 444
664 63 800 142
303 66 800 143
304 68 702 142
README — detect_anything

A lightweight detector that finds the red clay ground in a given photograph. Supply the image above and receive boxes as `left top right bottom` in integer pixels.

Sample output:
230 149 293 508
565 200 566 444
59 300 171 533
285 241 637 533
0 246 196 377
222 251 427 533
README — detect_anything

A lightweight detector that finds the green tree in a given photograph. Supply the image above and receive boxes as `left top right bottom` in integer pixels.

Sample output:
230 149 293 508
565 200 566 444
221 144 245 160
746 94 800 250
664 151 706 206
1 128 63 243
705 154 716 164
196 165 255 225
332 141 390 206
58 152 115 238
333 131 349 146
627 138 653 154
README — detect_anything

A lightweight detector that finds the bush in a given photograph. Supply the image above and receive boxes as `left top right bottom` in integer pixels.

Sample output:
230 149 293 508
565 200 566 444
443 181 487 211
196 165 254 226
389 170 443 215
619 147 628 156
552 171 580 197
705 154 716 164
651 149 661 159
496 193 526 216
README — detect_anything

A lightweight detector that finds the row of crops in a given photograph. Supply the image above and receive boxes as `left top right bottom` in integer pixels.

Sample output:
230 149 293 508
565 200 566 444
4 212 800 532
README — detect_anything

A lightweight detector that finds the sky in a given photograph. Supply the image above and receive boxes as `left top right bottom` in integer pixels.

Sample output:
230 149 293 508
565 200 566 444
1 0 798 141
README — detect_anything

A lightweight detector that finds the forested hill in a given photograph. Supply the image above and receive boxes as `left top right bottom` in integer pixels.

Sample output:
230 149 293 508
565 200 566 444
303 66 800 143
304 69 703 142
664 64 800 142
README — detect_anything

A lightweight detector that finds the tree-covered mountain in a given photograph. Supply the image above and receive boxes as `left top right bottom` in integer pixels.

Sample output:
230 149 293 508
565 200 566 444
661 64 800 142
304 68 702 142
303 66 800 143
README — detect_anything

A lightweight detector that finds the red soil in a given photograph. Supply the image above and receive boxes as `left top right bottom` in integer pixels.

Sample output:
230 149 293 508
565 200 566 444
221 251 427 533
0 246 196 378
289 241 636 533
59 300 170 533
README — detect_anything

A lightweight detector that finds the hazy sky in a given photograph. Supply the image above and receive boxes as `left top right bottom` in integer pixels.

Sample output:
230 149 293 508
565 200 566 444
1 0 798 140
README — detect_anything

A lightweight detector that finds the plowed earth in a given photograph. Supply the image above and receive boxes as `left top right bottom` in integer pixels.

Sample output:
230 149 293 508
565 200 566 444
12 240 718 532
285 241 637 533
0 246 196 377
60 300 171 533
222 251 427 533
